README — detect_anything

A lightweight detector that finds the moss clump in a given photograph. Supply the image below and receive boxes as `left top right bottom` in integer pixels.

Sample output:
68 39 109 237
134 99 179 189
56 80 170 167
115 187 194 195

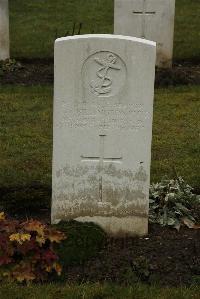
54 220 106 267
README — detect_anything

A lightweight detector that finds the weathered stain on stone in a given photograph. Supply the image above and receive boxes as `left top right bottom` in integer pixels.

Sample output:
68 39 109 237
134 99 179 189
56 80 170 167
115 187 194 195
53 200 148 219
52 163 148 220
156 50 172 68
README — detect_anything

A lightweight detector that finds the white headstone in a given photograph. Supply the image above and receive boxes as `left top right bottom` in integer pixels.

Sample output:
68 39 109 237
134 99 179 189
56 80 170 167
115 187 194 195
114 0 175 68
0 0 9 60
52 34 156 236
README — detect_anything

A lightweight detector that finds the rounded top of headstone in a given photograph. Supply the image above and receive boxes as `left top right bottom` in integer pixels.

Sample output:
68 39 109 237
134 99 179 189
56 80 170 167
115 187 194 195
55 34 156 47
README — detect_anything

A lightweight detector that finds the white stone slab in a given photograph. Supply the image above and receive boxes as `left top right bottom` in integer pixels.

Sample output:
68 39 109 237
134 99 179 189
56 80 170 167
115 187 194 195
0 0 9 60
114 0 175 68
52 34 156 236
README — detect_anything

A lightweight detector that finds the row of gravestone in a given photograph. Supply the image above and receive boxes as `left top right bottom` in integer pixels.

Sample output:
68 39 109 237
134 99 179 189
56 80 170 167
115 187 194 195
53 1 169 236
0 0 175 68
1 1 174 236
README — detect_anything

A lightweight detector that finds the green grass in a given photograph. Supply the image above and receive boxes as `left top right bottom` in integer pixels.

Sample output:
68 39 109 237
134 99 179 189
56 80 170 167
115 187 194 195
151 85 200 186
0 283 199 299
9 0 200 62
0 86 52 210
173 0 200 63
0 86 52 187
0 85 199 211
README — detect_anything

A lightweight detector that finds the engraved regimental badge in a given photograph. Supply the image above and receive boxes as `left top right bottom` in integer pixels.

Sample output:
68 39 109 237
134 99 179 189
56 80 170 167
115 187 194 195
82 51 126 98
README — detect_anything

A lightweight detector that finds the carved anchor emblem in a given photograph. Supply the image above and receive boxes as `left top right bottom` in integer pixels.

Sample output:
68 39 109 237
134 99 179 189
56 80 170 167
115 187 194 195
90 53 121 96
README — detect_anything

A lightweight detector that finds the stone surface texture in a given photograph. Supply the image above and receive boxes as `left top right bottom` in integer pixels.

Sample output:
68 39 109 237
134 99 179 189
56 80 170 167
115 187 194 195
52 34 156 236
114 0 175 68
0 0 9 60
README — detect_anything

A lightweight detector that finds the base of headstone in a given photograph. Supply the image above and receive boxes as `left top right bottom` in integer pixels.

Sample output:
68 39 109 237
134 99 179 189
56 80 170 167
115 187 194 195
157 51 173 69
52 216 148 236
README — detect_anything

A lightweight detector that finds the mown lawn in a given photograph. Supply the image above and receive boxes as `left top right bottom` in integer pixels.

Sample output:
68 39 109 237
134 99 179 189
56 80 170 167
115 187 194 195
152 85 200 187
0 283 199 299
9 0 200 62
0 85 199 211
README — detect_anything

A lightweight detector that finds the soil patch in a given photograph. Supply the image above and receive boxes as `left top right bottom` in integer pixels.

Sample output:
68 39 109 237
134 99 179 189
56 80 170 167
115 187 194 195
0 60 200 87
2 203 200 287
0 59 53 86
64 224 200 287
155 65 200 87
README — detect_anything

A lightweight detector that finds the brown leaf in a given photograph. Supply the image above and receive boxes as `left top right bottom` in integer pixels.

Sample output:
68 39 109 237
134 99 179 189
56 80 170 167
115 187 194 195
45 229 66 243
0 212 5 221
12 265 36 282
182 217 198 229
193 224 200 229
23 220 46 236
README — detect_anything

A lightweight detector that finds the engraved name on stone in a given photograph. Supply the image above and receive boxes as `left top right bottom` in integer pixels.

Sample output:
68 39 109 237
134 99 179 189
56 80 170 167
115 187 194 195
55 103 150 131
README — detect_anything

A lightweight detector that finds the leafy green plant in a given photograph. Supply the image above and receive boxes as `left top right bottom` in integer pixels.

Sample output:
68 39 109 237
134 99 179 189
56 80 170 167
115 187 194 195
131 256 151 282
124 256 156 284
149 177 200 230
0 212 66 283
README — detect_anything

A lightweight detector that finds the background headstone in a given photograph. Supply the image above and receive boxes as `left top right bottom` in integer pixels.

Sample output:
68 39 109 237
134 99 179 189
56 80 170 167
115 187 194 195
114 0 175 68
0 0 9 60
52 34 156 236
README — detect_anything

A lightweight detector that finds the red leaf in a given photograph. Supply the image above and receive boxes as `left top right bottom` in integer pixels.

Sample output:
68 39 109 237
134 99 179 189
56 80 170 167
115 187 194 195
41 249 58 263
19 239 36 255
0 255 12 266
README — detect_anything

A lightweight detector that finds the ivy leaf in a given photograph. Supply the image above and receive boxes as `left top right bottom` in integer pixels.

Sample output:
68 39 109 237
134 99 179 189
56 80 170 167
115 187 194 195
167 218 176 226
175 203 190 213
149 177 199 229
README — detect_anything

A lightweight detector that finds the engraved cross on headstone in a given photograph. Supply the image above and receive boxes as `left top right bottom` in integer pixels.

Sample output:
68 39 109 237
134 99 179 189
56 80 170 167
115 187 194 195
132 0 156 38
81 134 122 201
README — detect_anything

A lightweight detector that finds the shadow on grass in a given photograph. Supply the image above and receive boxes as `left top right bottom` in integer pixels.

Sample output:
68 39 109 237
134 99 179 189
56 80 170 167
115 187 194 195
0 182 51 221
54 221 106 268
